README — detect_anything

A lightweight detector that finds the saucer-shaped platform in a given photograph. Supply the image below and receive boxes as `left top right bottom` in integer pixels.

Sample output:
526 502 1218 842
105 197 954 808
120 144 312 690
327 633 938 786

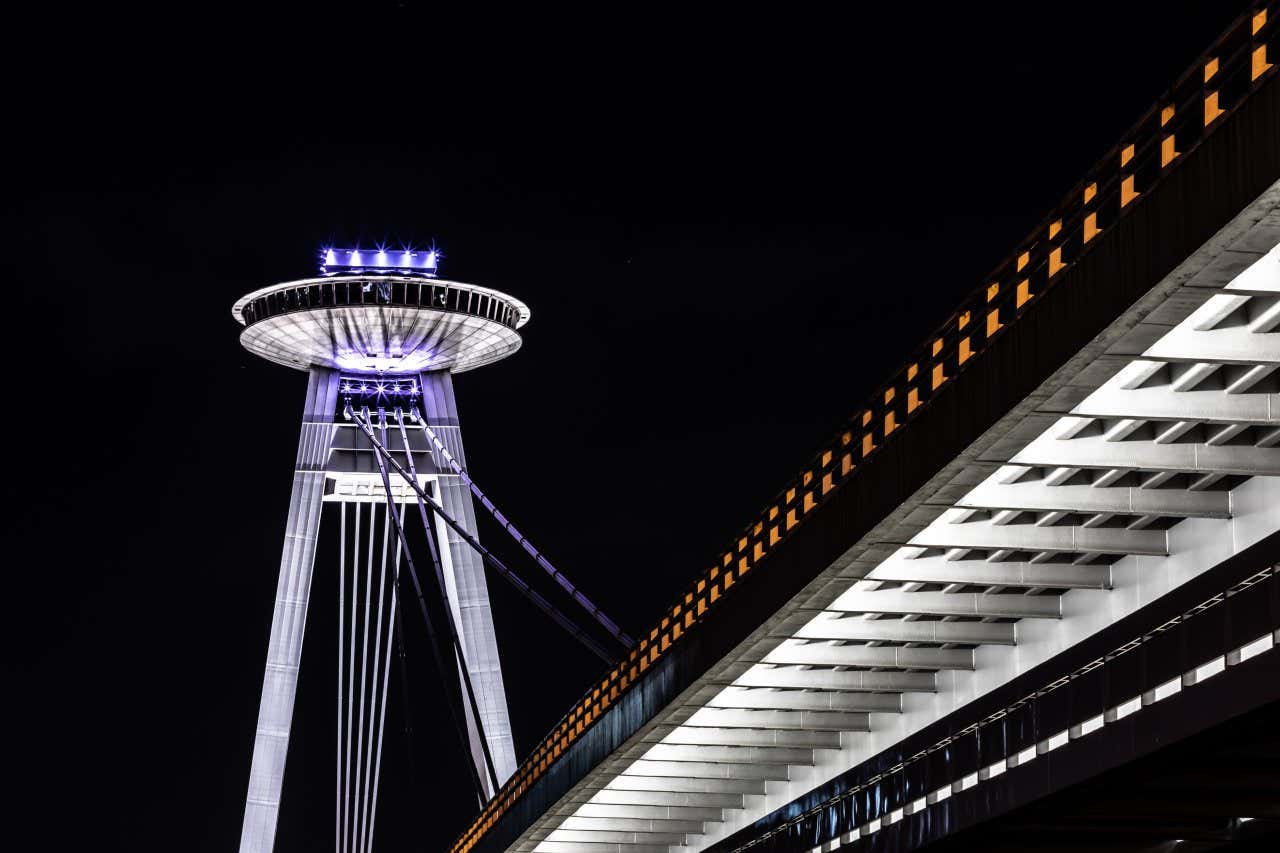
232 276 531 374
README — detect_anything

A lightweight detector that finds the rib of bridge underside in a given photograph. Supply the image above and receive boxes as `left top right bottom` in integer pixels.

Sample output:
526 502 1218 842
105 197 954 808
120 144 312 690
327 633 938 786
486 67 1280 853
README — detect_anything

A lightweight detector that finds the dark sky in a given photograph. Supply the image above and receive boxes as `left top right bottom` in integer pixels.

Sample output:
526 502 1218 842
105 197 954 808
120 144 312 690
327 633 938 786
4 3 1252 850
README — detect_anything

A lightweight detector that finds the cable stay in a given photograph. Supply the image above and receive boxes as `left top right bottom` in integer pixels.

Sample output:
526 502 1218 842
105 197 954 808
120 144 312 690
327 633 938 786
413 413 635 650
348 404 617 664
356 406 502 797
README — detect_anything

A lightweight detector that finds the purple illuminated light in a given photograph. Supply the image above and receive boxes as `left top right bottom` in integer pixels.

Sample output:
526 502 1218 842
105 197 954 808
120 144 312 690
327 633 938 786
320 245 441 277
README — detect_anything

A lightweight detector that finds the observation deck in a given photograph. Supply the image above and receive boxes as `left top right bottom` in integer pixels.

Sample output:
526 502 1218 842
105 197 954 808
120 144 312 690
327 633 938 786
232 275 531 375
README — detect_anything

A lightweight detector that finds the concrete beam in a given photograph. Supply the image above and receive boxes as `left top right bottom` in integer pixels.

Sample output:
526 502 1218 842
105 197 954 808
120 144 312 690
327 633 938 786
759 641 975 670
535 841 672 853
729 665 936 693
559 816 704 834
906 519 1166 556
655 726 842 749
1012 430 1280 476
679 707 871 732
573 803 724 822
789 613 1016 645
704 687 901 713
588 789 746 810
826 590 1061 619
955 479 1231 518
866 557 1111 589
622 759 791 781
543 829 686 846
641 742 815 766
602 776 768 795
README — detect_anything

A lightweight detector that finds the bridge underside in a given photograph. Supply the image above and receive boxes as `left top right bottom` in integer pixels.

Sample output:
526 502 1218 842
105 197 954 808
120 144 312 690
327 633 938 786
473 54 1280 853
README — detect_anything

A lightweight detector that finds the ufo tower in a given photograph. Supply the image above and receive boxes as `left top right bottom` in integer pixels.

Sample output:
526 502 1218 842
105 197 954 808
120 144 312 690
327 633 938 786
233 248 529 853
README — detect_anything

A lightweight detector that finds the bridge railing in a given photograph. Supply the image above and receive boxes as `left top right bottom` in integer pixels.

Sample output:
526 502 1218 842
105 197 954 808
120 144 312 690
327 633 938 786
451 5 1278 852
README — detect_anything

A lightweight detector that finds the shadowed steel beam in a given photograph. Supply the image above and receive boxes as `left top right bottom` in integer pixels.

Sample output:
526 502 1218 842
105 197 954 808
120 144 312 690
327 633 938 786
623 759 791 781
866 557 1111 589
705 687 901 713
789 614 1016 645
1012 431 1280 475
759 642 974 670
680 707 871 732
728 665 935 693
906 520 1166 556
956 480 1230 518
574 803 724 821
655 726 841 749
827 590 1061 619
588 790 746 809
603 776 768 795
641 743 816 766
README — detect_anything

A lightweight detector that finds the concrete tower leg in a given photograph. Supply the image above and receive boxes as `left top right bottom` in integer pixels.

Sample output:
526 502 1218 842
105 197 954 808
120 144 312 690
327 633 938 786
240 367 341 853
419 369 518 792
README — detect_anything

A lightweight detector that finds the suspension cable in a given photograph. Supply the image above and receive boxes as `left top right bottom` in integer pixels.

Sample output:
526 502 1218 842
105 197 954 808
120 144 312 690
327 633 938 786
356 504 391 852
343 504 360 853
350 405 615 663
350 407 493 801
413 412 634 650
352 502 375 853
336 503 346 853
365 527 399 853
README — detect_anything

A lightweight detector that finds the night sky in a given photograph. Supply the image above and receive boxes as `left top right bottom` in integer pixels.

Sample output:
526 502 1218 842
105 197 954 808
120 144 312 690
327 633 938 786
5 3 1252 850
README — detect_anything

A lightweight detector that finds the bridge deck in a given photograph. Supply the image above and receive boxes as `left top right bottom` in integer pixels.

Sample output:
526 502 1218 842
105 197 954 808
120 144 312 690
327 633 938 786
455 6 1280 853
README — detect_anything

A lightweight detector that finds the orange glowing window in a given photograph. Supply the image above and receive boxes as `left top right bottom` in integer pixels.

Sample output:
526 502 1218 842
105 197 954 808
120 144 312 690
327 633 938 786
884 411 896 434
884 387 895 403
802 470 813 486
1205 91 1224 125
1254 9 1267 34
906 388 920 413
803 491 816 513
822 472 834 494
841 431 852 446
785 508 798 530
1161 104 1175 126
1084 212 1100 243
861 411 872 427
786 488 796 503
986 308 1001 336
738 536 748 552
1204 57 1219 81
722 552 731 566
907 363 919 380
1084 182 1097 204
1048 220 1062 240
986 283 999 301
1120 143 1135 166
1161 134 1178 167
958 310 971 330
1016 280 1032 308
821 450 832 466
769 506 779 520
769 524 781 544
1049 247 1064 277
862 433 875 457
931 363 946 389
1016 252 1029 272
1254 46 1272 81
1121 175 1139 207
753 541 764 560
841 453 854 475
753 521 763 535
958 337 972 364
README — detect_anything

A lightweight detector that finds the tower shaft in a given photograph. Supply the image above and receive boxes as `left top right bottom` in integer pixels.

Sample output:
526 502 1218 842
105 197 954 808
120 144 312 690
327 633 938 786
421 370 519 791
241 368 341 853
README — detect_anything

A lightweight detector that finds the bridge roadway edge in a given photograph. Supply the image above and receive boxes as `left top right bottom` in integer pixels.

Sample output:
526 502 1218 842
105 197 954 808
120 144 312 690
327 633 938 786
473 72 1280 853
